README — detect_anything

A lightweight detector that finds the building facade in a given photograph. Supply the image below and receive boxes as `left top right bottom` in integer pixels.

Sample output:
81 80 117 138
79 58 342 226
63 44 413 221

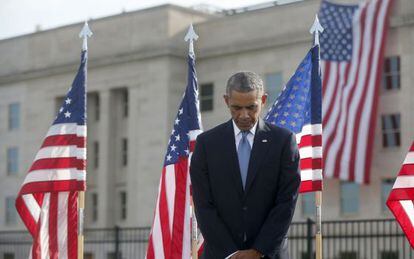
0 0 413 234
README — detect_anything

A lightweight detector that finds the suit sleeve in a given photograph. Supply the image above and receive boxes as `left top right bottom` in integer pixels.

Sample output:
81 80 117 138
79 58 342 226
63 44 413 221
252 132 301 257
190 135 239 258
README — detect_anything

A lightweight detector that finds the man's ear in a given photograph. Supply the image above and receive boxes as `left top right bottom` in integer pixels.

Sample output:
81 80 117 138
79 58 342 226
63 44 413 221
223 94 230 107
261 93 268 106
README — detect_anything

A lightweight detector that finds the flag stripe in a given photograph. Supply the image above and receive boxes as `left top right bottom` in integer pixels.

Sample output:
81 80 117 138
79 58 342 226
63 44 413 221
30 158 85 172
171 159 188 257
67 192 78 259
300 158 323 170
393 176 414 189
39 193 50 259
301 169 323 181
299 135 322 147
16 195 39 236
35 146 86 161
23 169 86 185
300 180 323 193
400 164 414 176
159 168 172 258
49 193 58 259
19 180 85 195
388 188 414 201
404 153 414 164
58 192 69 259
46 124 86 138
42 135 85 148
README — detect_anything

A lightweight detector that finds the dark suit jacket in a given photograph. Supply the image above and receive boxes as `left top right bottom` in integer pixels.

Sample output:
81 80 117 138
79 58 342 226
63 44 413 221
190 119 300 259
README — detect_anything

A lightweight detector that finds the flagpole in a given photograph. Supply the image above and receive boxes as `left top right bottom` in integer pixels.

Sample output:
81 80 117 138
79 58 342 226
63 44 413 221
191 199 199 259
310 15 324 259
184 24 200 259
78 21 92 259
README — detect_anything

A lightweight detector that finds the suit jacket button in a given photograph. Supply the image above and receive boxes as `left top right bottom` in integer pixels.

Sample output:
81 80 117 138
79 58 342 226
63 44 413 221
243 206 247 211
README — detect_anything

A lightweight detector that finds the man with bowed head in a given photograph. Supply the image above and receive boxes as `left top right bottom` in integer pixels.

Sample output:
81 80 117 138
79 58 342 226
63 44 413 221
190 71 300 259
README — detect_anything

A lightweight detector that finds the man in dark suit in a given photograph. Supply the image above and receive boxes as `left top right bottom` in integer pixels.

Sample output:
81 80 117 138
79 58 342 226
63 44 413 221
190 71 300 259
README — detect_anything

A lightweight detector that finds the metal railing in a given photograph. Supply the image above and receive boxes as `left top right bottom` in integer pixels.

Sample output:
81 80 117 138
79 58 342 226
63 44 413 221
0 219 412 259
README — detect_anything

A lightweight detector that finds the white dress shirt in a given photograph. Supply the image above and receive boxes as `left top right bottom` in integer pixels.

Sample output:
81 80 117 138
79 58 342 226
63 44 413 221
232 120 257 150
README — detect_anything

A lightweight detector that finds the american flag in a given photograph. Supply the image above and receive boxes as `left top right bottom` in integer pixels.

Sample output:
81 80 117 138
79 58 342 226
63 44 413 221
387 142 414 248
319 0 393 183
15 51 87 259
265 45 322 193
146 53 202 258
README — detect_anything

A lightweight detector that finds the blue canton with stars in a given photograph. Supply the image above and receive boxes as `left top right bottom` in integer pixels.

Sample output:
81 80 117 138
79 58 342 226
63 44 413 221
265 46 322 133
54 51 87 126
164 55 201 166
319 0 358 61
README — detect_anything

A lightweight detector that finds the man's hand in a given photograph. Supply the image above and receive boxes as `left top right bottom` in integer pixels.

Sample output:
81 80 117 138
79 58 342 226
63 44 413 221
230 249 263 259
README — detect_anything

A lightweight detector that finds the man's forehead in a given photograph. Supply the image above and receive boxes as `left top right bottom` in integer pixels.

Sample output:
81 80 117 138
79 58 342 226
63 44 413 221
228 89 261 98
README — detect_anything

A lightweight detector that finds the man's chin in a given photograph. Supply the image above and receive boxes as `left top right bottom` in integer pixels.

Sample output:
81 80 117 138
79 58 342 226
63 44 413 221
236 123 253 131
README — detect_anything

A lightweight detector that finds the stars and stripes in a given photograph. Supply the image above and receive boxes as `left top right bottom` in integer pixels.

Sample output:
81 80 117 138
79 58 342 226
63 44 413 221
387 142 414 248
265 45 323 193
319 0 393 183
15 51 87 259
146 52 202 259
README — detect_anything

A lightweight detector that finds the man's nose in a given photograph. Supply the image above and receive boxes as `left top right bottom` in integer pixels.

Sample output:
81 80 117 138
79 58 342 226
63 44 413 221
239 108 249 118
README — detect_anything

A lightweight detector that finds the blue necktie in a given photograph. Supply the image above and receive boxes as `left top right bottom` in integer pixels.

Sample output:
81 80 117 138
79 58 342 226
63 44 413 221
238 131 251 189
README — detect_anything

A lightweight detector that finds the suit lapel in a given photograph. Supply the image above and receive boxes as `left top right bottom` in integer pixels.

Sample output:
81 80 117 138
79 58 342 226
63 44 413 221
245 118 271 194
223 120 244 198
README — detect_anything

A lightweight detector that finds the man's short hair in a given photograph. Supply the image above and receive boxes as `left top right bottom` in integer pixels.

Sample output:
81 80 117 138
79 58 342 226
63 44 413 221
226 71 264 97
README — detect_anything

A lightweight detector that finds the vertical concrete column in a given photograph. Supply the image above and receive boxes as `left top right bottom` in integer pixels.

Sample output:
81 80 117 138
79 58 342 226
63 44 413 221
96 90 116 227
126 86 140 226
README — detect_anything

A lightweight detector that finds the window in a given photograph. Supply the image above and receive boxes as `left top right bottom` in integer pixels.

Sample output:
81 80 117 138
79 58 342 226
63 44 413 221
84 253 94 259
6 197 17 224
107 252 121 259
200 83 214 112
55 96 65 115
302 192 316 216
265 73 283 105
382 56 400 90
93 141 99 169
301 252 315 259
92 193 98 222
122 89 128 117
381 178 394 212
122 138 128 166
340 182 360 214
381 114 401 147
88 93 100 121
4 253 15 259
380 251 398 259
7 147 19 175
339 252 357 259
8 103 20 130
120 191 127 220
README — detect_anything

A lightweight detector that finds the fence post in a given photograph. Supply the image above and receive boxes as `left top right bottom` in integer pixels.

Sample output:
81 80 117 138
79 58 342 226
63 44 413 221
307 218 314 259
115 226 120 259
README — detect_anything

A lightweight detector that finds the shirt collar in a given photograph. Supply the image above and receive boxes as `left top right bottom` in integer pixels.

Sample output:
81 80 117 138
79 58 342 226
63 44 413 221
232 120 258 137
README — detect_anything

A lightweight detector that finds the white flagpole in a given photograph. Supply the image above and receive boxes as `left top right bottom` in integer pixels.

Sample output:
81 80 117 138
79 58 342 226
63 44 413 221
78 21 92 259
309 14 324 259
184 23 200 259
